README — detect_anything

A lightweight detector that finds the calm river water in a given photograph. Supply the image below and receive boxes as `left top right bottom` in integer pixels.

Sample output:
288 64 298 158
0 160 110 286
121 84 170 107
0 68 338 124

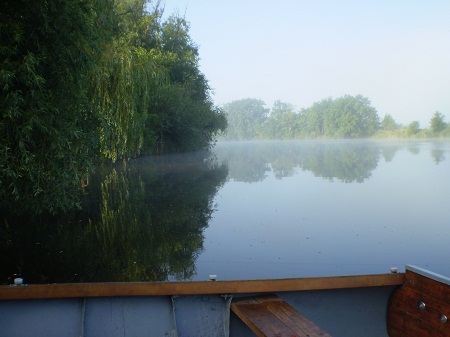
1 140 450 284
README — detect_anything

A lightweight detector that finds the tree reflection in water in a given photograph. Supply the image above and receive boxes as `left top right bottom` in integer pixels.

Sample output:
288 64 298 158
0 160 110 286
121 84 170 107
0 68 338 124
215 140 388 183
1 140 447 284
0 151 228 284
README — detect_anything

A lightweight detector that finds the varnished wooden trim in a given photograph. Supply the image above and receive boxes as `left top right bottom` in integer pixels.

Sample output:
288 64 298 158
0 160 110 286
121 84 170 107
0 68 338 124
0 273 404 300
406 265 450 286
387 267 450 337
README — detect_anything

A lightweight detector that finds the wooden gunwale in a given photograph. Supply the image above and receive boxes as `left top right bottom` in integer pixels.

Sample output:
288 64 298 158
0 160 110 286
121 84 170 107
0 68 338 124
0 273 404 300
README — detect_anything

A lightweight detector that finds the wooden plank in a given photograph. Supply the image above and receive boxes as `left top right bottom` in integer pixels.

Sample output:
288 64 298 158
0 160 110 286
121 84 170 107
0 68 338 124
0 273 404 300
231 300 297 337
232 295 332 337
255 295 332 337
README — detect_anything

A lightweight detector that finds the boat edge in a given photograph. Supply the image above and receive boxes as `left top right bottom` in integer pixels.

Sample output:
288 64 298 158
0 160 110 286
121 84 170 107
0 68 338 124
406 264 450 286
0 272 404 300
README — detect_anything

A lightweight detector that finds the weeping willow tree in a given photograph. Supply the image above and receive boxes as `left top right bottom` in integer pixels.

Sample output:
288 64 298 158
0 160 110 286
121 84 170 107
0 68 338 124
91 0 170 162
0 0 114 213
1 0 226 215
92 47 167 162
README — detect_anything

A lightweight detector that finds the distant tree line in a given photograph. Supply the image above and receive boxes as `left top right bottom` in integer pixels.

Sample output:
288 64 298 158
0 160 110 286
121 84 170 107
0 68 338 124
222 96 448 140
379 111 448 137
0 0 226 214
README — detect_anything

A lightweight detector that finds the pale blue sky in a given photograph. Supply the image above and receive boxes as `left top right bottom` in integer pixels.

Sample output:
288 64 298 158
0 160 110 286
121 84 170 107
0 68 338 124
161 1 450 126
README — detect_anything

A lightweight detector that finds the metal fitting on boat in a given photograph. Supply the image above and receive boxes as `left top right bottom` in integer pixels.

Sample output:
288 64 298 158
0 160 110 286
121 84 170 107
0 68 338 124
441 315 448 323
10 278 27 287
418 302 426 310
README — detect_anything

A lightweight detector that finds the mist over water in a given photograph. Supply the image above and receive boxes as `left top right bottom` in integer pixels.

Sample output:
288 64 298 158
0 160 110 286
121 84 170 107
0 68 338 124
196 140 450 280
1 140 449 283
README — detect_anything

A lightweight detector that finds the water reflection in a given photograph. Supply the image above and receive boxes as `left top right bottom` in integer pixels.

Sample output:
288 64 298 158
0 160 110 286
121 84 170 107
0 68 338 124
203 140 450 280
1 140 448 284
214 140 445 183
431 147 446 164
381 145 398 162
0 151 228 284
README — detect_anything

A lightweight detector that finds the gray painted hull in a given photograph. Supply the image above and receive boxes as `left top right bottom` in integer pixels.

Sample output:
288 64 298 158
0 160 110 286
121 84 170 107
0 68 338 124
0 286 396 337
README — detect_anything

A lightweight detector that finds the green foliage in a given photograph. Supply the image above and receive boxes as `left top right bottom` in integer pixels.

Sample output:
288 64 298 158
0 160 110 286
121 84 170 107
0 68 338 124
223 95 380 140
301 98 333 137
146 83 226 152
0 0 113 213
222 98 269 140
262 100 298 139
92 45 165 161
381 114 398 131
430 111 447 133
323 95 379 137
1 0 225 214
143 15 227 153
407 121 421 135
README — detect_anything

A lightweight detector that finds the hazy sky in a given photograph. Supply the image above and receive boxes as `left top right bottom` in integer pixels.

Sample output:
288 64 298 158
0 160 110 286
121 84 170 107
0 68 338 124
161 1 450 126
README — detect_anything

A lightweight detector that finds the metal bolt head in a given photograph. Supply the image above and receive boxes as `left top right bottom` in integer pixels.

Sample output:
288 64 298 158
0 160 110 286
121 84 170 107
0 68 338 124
419 302 426 310
441 315 448 323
